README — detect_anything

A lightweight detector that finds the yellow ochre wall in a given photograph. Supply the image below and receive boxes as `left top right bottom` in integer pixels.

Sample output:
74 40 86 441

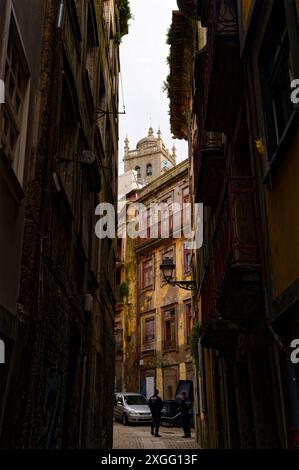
266 128 299 300
139 237 192 399
147 239 191 397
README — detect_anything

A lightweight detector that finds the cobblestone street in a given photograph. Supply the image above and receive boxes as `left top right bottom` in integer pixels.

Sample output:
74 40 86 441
113 421 201 449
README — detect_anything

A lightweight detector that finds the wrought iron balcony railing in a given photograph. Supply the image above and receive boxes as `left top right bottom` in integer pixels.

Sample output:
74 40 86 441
201 177 260 322
136 208 192 248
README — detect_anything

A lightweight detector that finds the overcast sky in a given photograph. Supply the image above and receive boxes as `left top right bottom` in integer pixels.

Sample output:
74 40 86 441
118 0 188 174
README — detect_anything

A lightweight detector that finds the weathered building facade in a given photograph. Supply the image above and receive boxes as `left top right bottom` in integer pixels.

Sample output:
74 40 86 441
0 0 46 447
115 133 193 399
168 0 299 449
0 0 125 449
136 159 193 400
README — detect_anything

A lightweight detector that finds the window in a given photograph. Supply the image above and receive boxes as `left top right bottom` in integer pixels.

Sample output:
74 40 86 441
183 242 192 274
160 194 174 235
259 1 296 158
182 186 191 234
146 208 151 238
141 258 154 289
185 302 193 342
141 315 155 352
182 186 190 204
135 166 141 179
163 308 177 351
0 14 30 180
0 336 13 420
146 163 153 176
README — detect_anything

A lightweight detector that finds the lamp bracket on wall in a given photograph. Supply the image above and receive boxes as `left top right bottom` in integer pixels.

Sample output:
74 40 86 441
93 105 126 121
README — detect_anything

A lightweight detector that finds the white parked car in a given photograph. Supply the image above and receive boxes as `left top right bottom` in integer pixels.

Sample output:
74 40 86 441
114 393 152 425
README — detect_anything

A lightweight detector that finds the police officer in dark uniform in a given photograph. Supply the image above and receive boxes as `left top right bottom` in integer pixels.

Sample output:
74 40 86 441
148 389 163 437
180 391 192 438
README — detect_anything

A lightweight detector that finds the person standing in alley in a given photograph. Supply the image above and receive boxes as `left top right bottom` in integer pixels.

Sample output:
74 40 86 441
148 389 163 437
180 391 192 438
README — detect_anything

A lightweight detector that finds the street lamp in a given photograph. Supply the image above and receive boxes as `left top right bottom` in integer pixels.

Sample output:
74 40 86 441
160 257 196 291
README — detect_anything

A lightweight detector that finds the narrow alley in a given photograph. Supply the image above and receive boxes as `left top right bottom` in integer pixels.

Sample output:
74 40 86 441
113 422 200 450
1 0 299 460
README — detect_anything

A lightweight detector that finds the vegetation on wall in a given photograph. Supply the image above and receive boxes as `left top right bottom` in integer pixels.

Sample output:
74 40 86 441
162 26 185 102
189 322 201 369
120 282 129 297
119 0 133 38
162 27 174 100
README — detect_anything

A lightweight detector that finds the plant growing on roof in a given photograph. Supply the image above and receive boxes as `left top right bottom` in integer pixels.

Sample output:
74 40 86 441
163 26 182 100
119 0 133 38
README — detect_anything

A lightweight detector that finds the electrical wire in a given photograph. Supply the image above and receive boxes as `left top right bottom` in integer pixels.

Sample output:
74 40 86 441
119 67 126 115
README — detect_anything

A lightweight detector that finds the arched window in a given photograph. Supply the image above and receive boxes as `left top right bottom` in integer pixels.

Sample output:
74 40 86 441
146 163 153 176
135 166 141 178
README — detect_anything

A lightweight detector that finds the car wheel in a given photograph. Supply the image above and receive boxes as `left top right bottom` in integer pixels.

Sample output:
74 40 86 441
122 413 129 426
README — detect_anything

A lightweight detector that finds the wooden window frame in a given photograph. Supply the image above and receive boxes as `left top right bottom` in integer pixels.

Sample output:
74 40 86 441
141 313 156 354
0 9 30 185
181 185 191 235
159 191 174 235
184 301 193 344
183 241 192 275
259 0 299 166
141 256 154 291
162 305 178 353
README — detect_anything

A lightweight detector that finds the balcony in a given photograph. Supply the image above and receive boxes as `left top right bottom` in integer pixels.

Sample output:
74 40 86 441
200 318 239 351
199 0 243 135
195 130 225 206
201 177 263 330
136 208 192 250
193 49 225 206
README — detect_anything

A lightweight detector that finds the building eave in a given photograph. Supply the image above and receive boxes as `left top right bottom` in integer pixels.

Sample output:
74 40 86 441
168 11 195 140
